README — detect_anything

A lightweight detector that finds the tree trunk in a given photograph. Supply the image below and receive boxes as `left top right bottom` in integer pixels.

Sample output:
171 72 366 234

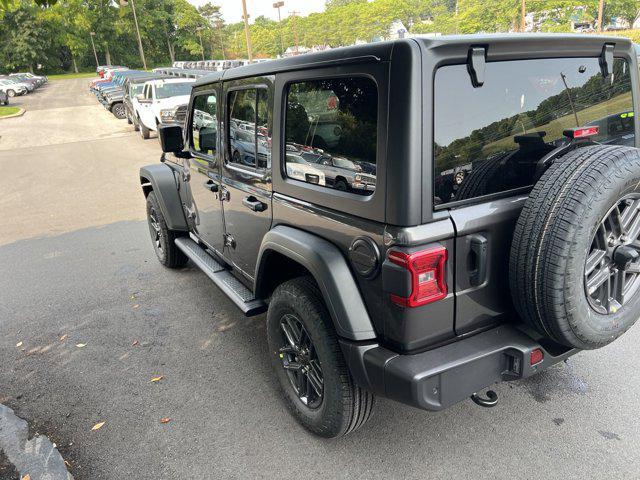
105 43 111 65
72 55 79 73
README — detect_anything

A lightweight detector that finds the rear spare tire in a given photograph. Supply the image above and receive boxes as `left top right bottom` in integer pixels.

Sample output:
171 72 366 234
510 145 640 350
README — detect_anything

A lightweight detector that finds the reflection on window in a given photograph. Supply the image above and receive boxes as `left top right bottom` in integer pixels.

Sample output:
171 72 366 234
434 58 634 205
228 89 271 170
284 77 377 195
191 93 217 156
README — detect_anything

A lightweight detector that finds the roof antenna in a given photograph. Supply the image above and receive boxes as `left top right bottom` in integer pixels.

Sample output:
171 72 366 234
467 46 487 88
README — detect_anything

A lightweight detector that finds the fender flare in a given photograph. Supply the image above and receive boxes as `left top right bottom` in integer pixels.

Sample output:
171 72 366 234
139 163 188 231
255 225 377 341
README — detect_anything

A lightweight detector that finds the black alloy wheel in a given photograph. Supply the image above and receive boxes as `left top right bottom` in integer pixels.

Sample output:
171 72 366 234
277 313 324 409
147 204 163 256
585 194 640 315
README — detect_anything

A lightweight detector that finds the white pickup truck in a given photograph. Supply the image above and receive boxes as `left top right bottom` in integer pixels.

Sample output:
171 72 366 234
132 78 195 139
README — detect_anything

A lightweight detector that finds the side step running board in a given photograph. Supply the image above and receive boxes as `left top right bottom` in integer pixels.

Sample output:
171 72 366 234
175 237 267 316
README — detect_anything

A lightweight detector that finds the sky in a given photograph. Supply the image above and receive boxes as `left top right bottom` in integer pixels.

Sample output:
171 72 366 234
186 0 327 24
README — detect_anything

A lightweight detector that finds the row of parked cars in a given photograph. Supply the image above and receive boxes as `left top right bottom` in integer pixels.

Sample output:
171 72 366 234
171 59 271 71
0 72 48 105
90 66 203 140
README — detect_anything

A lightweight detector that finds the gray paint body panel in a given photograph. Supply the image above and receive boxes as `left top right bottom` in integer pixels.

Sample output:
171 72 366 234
255 225 377 340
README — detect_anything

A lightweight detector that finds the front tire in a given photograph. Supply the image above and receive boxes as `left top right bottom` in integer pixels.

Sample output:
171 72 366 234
111 102 126 119
146 191 188 268
7 89 15 98
140 119 150 139
267 277 375 438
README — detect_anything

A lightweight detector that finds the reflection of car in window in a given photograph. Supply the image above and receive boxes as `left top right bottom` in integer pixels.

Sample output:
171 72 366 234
285 154 326 186
586 111 635 146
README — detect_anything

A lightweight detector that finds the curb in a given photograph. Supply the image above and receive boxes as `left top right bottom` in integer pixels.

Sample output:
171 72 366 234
0 404 73 480
0 108 26 119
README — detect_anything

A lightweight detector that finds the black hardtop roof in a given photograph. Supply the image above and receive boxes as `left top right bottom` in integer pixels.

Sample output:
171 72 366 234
194 33 633 87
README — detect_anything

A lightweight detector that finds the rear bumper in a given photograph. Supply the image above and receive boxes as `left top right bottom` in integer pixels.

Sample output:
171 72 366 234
340 324 578 411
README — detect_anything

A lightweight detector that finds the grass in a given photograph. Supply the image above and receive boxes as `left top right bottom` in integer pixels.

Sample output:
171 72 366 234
482 92 633 156
48 71 98 81
0 106 20 117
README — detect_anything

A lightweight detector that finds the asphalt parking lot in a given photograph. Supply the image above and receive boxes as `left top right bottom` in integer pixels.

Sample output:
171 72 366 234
1 78 640 479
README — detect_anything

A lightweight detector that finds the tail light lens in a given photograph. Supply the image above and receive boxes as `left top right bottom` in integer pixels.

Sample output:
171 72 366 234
388 246 447 307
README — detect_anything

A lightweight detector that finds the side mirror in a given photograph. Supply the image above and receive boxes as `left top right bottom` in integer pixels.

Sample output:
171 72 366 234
136 94 150 103
199 127 217 152
159 124 184 153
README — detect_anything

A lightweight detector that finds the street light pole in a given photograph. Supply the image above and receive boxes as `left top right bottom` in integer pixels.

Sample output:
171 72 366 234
125 0 147 70
273 1 284 56
241 0 253 63
89 32 99 68
197 27 206 61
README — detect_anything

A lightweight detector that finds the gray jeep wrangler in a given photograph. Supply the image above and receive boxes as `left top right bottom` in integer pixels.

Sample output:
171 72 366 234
140 34 640 438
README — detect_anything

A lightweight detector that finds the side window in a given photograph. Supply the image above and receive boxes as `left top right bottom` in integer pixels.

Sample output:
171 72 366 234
191 93 218 156
227 88 271 170
284 77 378 195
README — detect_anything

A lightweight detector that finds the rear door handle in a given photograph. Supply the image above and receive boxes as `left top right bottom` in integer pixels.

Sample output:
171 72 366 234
203 179 218 192
242 196 267 212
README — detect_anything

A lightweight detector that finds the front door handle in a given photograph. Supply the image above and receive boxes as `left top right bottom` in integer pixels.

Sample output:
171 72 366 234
204 180 218 193
242 196 267 212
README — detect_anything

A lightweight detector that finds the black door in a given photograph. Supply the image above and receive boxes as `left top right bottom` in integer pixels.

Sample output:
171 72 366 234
220 80 273 279
185 89 226 252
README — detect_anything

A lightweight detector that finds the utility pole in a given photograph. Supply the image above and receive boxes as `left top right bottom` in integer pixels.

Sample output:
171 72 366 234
120 0 147 70
520 0 526 32
215 19 226 60
290 11 299 55
241 0 253 63
89 32 99 68
196 27 206 61
596 0 604 32
273 1 285 56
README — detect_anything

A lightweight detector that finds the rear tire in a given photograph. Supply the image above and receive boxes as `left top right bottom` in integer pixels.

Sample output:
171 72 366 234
510 145 640 349
145 191 188 268
267 277 375 438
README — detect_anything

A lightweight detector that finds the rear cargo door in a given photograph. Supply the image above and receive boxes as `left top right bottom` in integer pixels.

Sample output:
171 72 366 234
434 55 637 335
448 199 524 335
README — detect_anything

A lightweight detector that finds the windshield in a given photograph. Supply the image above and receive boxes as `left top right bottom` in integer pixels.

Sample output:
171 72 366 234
131 84 144 96
155 82 192 99
434 57 635 205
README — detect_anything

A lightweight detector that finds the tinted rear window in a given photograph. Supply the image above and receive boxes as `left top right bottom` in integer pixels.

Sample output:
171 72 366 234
434 57 634 206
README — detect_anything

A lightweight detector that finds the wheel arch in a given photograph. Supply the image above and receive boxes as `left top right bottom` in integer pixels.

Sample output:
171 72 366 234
255 225 377 341
139 163 188 231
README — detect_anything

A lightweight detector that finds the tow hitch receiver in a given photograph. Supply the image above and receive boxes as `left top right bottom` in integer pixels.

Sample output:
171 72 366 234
471 390 498 408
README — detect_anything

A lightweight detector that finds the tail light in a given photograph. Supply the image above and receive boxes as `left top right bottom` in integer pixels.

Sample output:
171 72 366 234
388 246 447 307
563 126 599 139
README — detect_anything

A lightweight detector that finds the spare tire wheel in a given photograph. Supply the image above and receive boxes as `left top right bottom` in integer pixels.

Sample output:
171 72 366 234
510 145 640 350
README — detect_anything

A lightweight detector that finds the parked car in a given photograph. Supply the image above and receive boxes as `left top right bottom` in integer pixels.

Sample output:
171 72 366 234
10 72 46 87
132 78 195 139
122 74 168 126
0 78 28 97
0 89 8 106
141 35 640 438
